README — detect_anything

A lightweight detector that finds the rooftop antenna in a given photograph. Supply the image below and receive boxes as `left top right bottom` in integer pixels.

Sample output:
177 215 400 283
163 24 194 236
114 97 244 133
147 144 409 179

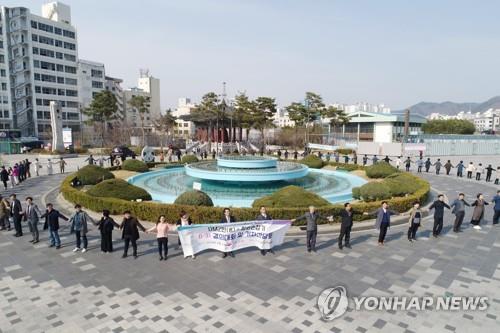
221 81 227 102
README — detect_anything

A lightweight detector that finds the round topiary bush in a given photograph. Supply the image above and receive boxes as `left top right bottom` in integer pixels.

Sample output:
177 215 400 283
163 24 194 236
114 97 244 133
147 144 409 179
352 187 361 200
300 155 324 169
252 185 331 208
384 173 421 197
122 159 149 172
87 179 152 201
358 182 392 202
181 155 199 164
174 190 214 207
365 162 399 178
76 165 114 185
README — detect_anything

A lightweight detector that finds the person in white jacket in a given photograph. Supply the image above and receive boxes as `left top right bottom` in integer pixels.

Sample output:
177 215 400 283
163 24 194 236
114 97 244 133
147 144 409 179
466 162 476 179
475 163 484 181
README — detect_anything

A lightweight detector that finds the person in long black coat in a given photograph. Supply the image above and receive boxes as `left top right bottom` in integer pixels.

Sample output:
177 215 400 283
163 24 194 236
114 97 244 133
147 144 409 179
94 210 120 253
220 208 236 258
338 203 354 249
119 211 146 258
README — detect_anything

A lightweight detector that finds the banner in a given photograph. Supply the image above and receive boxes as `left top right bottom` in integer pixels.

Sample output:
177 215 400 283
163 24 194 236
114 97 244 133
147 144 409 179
177 220 291 257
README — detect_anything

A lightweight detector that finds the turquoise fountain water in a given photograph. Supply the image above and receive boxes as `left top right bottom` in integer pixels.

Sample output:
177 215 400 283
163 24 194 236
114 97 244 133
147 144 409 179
128 156 366 207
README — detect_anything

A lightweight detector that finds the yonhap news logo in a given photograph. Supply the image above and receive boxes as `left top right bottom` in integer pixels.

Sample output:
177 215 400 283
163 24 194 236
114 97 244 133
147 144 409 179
317 286 349 321
317 286 489 321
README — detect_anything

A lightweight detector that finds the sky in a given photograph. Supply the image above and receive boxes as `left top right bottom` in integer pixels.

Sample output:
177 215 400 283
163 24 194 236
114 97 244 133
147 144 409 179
4 0 500 110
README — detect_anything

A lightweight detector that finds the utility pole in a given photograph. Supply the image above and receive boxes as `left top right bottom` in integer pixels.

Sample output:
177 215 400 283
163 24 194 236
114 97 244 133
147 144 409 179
402 108 410 156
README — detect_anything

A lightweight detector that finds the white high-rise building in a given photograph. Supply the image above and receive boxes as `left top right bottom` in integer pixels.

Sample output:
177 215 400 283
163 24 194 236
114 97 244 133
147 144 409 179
0 2 80 139
77 59 105 120
137 69 161 119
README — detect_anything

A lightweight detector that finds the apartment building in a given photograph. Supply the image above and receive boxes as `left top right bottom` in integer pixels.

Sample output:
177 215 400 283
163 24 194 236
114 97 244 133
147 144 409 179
0 2 80 139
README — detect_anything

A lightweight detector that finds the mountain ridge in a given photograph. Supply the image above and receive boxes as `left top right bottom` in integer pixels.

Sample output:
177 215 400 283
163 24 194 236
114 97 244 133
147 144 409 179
401 96 500 116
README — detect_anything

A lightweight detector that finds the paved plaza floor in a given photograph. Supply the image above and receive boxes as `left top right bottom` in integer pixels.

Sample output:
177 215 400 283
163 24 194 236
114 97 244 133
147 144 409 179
0 162 499 332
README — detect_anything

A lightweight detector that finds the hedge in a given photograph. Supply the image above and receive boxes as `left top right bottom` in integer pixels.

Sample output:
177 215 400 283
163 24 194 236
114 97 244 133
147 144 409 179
252 185 331 208
87 179 152 201
335 148 354 155
365 162 399 178
181 155 199 164
75 165 114 185
174 190 214 207
62 172 430 225
300 155 324 169
122 159 149 172
328 162 365 172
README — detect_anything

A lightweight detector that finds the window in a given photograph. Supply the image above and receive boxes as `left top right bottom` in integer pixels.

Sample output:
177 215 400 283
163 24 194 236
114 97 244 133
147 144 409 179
63 42 75 50
38 35 54 45
32 47 39 54
31 20 37 29
41 74 56 82
56 52 63 59
0 55 4 63
91 69 103 78
33 60 40 68
1 83 6 91
32 34 38 42
63 53 75 61
41 87 57 95
36 99 42 106
34 73 41 80
0 41 3 49
92 81 103 89
35 86 41 93
0 69 5 77
55 39 62 47
57 88 65 96
63 30 75 39
64 66 76 74
66 112 79 120
66 101 78 108
37 22 54 33
54 27 62 35
3 111 8 118
65 89 78 97
39 48 55 58
65 78 77 85
57 76 64 84
40 61 55 71
56 64 64 72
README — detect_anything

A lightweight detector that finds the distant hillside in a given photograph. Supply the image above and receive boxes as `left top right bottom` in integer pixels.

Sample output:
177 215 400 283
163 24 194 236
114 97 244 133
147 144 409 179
402 96 500 116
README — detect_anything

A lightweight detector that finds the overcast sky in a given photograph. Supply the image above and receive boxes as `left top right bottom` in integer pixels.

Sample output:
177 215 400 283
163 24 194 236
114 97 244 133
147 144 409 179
5 0 500 110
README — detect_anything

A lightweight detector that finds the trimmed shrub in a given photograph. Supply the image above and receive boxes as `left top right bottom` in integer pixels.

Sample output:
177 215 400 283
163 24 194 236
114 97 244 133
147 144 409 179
365 162 399 179
87 179 152 201
328 162 364 172
335 148 354 155
76 165 114 185
181 155 199 164
352 187 361 200
385 173 421 197
358 182 392 202
252 186 331 208
174 190 214 207
300 155 324 169
122 159 149 172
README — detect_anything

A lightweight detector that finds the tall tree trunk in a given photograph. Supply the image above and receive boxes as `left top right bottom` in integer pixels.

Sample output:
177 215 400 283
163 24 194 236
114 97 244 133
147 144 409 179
141 116 145 147
239 127 243 141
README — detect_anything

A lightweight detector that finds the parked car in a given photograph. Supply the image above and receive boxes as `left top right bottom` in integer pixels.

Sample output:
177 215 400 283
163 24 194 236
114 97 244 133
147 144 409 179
111 146 136 160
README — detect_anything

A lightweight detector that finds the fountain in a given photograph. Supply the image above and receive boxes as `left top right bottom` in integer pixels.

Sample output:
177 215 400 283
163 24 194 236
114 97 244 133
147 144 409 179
128 155 366 207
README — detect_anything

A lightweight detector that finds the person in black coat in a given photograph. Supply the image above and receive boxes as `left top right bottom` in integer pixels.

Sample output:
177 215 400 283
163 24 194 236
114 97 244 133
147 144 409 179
255 206 274 256
94 210 120 253
220 207 236 258
338 203 354 250
429 194 451 237
41 203 69 249
119 211 146 258
9 194 23 237
0 166 9 190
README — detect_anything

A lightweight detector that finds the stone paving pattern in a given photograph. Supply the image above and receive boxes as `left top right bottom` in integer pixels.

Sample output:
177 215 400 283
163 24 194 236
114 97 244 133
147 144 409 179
0 164 499 332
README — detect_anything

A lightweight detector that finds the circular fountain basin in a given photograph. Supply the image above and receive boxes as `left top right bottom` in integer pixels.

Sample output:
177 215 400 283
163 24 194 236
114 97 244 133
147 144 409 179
216 155 278 169
128 166 366 207
185 160 309 182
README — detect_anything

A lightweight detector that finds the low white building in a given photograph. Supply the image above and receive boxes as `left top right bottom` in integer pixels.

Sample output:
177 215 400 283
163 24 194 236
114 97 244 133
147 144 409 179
273 107 295 127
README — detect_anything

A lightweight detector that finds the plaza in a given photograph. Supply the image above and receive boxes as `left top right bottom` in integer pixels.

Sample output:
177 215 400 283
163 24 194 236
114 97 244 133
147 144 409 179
0 154 498 332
